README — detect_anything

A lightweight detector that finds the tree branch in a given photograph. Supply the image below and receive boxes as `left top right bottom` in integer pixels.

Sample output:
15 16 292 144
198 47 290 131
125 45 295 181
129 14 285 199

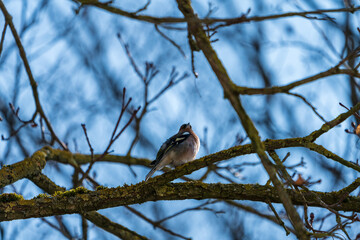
0 147 50 188
28 173 149 240
76 0 360 26
0 0 67 149
1 181 360 222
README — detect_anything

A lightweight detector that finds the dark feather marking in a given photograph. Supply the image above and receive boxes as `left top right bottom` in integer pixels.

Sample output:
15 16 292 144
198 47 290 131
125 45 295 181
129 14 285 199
152 132 191 166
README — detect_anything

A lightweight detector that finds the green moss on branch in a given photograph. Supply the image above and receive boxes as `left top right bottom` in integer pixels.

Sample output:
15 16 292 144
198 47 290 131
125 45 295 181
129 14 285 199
0 181 359 222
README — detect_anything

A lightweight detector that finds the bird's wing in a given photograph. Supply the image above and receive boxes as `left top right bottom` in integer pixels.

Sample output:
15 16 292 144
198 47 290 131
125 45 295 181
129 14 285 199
150 132 191 166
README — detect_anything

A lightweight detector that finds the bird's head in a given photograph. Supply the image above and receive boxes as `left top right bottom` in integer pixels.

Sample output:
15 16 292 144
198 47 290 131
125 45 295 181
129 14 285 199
179 123 192 133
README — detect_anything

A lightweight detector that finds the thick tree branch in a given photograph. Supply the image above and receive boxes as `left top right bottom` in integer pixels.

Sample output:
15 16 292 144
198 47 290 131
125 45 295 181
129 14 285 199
28 173 148 240
0 147 50 188
76 0 360 26
0 182 360 222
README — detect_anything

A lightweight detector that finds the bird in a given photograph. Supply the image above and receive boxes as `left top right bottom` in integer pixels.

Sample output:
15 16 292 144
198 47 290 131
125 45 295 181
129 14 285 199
145 123 200 181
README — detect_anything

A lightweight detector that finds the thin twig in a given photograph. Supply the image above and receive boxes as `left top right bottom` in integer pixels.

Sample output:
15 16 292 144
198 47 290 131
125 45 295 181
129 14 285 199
81 124 94 161
1 103 37 140
155 24 186 58
41 217 74 240
148 67 189 104
267 201 291 236
125 206 191 240
154 200 222 225
288 92 327 123
117 33 144 80
78 88 140 184
132 0 150 14
0 22 7 56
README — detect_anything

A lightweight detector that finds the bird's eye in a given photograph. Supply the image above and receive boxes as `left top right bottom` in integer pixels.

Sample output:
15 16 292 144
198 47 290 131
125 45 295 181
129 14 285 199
180 124 186 130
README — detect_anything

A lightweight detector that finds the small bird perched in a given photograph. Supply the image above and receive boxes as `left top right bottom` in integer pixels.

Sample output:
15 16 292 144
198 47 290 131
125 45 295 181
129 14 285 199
145 123 200 181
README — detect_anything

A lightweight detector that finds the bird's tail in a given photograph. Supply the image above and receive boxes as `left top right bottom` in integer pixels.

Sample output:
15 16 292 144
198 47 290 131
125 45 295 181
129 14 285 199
145 164 162 181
